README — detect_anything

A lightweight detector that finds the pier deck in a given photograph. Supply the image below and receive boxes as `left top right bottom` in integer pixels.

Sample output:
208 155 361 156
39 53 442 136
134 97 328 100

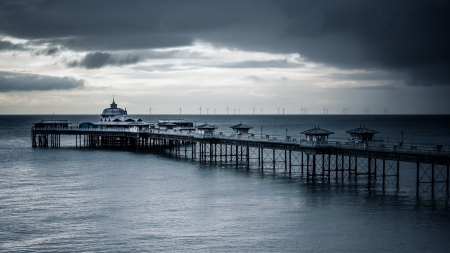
32 127 450 196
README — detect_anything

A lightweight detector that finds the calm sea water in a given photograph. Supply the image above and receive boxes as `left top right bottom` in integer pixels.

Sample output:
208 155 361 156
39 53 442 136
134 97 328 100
1 115 450 252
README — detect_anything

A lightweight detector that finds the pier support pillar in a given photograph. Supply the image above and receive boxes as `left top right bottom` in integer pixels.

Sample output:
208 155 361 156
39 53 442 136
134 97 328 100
447 164 449 195
431 163 435 196
273 148 275 172
368 153 371 187
312 154 316 180
416 160 420 197
261 147 264 171
246 146 250 167
289 149 292 175
382 159 386 188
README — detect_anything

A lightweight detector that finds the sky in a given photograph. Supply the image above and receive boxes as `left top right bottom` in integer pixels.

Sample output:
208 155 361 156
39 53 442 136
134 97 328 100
0 0 450 115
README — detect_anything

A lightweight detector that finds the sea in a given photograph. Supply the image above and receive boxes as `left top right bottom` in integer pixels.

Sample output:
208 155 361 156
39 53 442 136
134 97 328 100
1 114 450 252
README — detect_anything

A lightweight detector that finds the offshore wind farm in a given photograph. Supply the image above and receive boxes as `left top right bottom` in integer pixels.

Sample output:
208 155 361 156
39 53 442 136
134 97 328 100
145 105 392 115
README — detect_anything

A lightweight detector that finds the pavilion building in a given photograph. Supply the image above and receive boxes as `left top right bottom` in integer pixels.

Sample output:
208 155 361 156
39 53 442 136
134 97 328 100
300 126 334 142
101 97 127 119
84 98 152 132
196 123 217 134
230 123 253 134
155 119 195 132
346 126 379 142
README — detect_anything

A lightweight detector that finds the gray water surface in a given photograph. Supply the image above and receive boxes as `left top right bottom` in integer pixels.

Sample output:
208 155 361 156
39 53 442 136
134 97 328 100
1 115 449 252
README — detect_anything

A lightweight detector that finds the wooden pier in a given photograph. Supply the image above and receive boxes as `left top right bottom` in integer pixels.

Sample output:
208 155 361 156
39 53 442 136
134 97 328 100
32 127 450 197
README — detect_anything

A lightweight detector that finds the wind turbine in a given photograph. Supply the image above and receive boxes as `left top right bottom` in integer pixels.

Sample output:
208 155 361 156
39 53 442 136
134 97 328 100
276 107 280 115
383 108 388 114
198 105 202 115
149 106 153 115
233 107 236 115
282 108 285 115
206 107 210 114
226 106 230 115
260 108 263 114
214 108 217 114
364 107 369 115
178 106 182 115
251 106 256 115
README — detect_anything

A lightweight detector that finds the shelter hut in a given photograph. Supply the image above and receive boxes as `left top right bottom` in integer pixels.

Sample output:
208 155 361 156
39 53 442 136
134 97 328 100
230 123 252 134
157 121 176 130
300 126 334 142
33 120 71 129
196 123 217 134
346 125 379 142
156 119 195 132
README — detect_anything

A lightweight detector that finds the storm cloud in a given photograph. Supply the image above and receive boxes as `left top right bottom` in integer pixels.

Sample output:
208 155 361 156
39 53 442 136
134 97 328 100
0 0 449 85
0 71 86 92
34 46 61 56
68 52 141 69
0 40 24 51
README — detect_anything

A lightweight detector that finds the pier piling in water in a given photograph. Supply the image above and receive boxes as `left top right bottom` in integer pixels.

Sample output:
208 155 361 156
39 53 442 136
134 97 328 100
31 127 450 196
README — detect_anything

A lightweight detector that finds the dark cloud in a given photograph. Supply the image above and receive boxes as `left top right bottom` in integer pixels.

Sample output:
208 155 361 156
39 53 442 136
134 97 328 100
0 0 449 85
278 0 450 86
34 46 60 56
0 71 85 92
0 40 24 51
68 52 141 69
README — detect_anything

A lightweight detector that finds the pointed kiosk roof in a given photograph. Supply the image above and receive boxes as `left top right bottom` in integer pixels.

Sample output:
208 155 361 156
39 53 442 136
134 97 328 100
300 126 334 136
345 125 379 134
230 123 253 130
197 123 217 130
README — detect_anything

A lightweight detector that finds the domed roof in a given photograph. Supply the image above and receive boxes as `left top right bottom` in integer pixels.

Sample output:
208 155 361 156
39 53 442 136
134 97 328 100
101 108 127 117
101 97 127 118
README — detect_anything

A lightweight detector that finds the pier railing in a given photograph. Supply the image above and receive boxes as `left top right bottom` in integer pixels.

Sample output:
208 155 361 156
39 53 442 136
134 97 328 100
32 127 450 155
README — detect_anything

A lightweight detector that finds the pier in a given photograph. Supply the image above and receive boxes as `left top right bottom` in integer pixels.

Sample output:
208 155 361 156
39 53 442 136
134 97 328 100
32 126 450 197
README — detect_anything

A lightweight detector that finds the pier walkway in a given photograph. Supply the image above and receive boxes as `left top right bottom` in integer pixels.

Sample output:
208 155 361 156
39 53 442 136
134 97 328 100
32 127 450 196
